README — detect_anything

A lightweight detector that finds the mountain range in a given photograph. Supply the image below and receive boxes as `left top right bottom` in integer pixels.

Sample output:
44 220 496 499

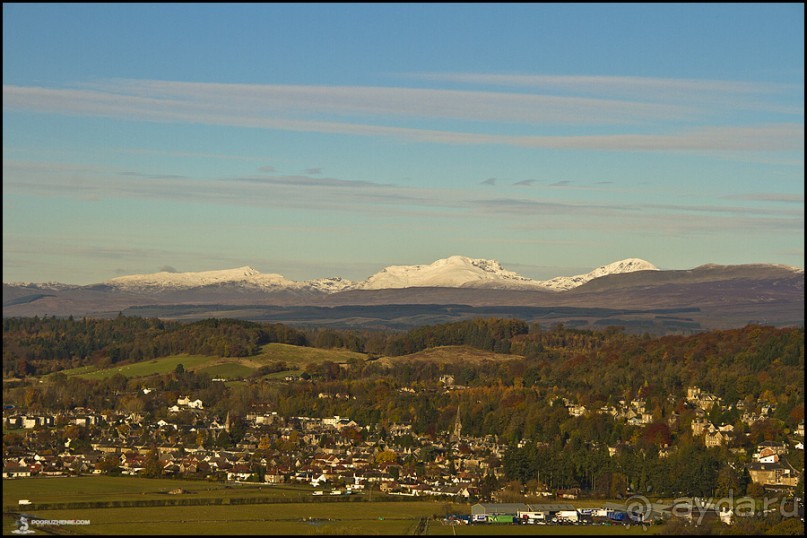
3 256 803 334
97 256 660 293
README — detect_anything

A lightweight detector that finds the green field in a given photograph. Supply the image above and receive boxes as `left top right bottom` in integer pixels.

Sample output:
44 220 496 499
378 346 523 367
195 362 257 379
57 354 219 380
2 477 331 508
48 344 515 383
51 343 368 381
2 476 466 535
24 502 445 534
1 477 673 535
253 343 367 366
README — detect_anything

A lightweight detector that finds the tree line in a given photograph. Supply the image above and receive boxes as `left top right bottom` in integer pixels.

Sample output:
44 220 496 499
2 316 528 376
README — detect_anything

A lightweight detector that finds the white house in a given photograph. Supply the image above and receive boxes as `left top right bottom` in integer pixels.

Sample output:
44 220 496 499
177 396 204 409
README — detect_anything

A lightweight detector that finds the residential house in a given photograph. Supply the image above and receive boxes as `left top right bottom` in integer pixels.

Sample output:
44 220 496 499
755 441 788 458
747 461 800 487
3 463 32 479
176 396 204 409
704 430 729 448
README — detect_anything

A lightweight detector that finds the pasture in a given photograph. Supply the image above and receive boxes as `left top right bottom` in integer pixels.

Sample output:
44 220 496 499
252 343 367 366
2 476 325 508
378 345 523 367
4 486 459 535
52 342 368 381
2 477 673 535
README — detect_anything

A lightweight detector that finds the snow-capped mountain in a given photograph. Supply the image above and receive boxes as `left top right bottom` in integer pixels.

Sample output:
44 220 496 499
107 266 292 289
105 266 356 293
5 281 79 291
100 256 658 293
5 259 802 331
537 258 659 292
356 255 539 290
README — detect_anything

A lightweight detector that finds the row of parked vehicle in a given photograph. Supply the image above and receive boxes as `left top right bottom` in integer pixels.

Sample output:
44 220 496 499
445 509 637 526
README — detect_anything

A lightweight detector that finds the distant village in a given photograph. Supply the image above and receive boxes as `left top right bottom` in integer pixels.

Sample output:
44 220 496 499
3 381 803 516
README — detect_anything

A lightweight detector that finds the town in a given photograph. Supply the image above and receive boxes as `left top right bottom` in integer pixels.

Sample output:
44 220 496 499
4 381 803 527
2 318 804 534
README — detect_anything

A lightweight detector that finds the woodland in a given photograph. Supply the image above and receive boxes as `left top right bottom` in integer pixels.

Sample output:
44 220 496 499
3 316 804 499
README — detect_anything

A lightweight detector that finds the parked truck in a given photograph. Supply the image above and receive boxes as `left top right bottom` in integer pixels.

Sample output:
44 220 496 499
488 514 517 524
555 510 579 523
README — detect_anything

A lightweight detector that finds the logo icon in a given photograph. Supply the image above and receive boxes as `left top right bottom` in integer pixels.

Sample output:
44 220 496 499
625 494 652 530
12 516 35 534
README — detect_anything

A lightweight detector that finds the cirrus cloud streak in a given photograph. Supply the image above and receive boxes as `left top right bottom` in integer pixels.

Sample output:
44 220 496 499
4 80 802 154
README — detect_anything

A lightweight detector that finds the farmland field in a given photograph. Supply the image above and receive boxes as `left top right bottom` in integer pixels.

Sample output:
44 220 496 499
378 346 523 367
51 343 368 381
253 343 367 366
1 477 673 535
6 494 453 535
56 354 219 380
2 477 323 507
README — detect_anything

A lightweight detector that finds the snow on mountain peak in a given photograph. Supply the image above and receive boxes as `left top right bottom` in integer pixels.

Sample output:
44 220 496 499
99 256 659 293
104 265 357 292
536 258 659 291
356 255 536 290
106 266 292 289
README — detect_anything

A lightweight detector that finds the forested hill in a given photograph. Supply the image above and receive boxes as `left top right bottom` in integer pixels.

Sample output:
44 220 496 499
3 317 803 410
3 316 527 376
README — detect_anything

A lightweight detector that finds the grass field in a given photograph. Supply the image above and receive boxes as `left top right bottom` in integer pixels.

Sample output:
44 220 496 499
18 506 422 535
51 343 368 382
2 476 323 508
6 499 451 535
2 476 468 535
2 477 674 535
57 354 219 380
49 344 517 383
253 343 367 366
195 362 257 379
378 346 524 367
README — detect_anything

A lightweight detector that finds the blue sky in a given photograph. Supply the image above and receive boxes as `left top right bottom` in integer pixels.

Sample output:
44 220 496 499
3 3 804 284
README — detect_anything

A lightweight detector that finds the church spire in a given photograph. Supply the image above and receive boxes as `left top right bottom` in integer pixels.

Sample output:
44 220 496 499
452 405 462 442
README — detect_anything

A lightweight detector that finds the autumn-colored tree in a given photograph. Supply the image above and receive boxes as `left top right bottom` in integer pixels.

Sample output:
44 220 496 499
375 449 397 464
642 422 672 447
143 447 162 478
96 452 121 475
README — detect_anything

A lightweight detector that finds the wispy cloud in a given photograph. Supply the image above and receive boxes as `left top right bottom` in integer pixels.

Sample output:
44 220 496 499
79 78 697 124
119 171 188 180
723 193 804 203
398 72 804 114
231 174 394 189
512 179 537 186
480 178 497 186
5 158 802 239
4 78 802 155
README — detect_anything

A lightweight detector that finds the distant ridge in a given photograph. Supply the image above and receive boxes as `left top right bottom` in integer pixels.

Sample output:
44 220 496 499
3 258 802 333
96 255 660 293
